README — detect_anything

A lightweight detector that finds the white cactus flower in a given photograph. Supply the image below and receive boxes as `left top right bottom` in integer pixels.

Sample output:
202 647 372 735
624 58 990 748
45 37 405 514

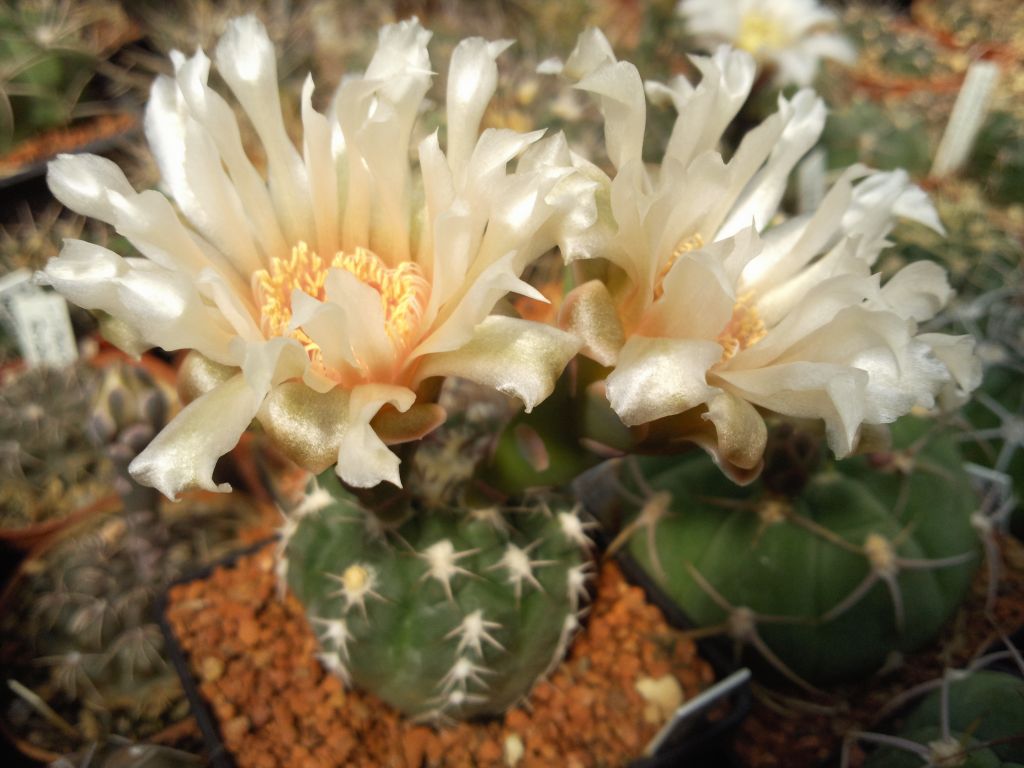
554 30 979 480
39 16 587 498
677 0 856 87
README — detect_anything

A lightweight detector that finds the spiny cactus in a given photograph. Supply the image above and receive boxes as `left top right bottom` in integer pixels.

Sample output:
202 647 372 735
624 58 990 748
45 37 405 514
607 415 980 689
0 356 264 757
0 360 112 534
1 489 269 757
282 470 594 721
86 357 176 516
857 667 1024 768
0 0 134 152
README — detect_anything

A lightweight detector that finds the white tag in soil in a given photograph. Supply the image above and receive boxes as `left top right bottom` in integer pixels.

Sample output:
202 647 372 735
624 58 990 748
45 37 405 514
0 268 39 337
10 292 77 368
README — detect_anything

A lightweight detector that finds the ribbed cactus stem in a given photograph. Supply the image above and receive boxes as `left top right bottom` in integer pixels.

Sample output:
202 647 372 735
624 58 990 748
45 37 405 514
282 470 593 720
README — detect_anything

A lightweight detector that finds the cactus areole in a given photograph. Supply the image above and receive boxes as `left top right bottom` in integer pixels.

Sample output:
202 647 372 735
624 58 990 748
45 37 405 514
620 416 980 684
282 471 592 720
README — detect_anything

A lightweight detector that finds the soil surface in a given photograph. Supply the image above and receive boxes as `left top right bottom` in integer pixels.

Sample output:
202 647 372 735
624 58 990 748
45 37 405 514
166 548 719 768
734 535 1024 767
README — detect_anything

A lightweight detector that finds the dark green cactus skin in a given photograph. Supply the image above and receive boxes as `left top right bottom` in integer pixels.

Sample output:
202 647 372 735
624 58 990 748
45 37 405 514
283 470 592 720
968 112 1024 208
617 416 979 684
864 671 1024 768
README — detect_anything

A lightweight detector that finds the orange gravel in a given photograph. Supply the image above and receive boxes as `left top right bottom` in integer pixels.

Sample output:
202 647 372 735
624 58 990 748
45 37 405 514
166 546 717 768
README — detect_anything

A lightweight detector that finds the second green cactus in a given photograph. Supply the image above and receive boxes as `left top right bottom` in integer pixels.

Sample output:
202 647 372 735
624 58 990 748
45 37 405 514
612 415 980 686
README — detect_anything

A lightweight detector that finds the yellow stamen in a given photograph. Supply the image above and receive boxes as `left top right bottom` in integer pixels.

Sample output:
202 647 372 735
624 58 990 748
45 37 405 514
717 292 767 361
252 242 430 365
654 233 705 300
736 12 788 54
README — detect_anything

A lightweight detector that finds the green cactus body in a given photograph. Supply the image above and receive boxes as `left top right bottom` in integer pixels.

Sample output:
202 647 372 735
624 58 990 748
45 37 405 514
617 416 979 685
283 471 592 720
864 671 1024 768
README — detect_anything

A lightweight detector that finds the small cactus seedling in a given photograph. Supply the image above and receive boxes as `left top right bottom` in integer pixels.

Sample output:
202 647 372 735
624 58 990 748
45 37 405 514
282 470 594 721
612 415 980 687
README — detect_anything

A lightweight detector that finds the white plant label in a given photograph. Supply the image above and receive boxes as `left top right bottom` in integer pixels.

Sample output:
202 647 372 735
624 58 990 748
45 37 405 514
0 268 39 337
10 292 78 368
931 60 1001 178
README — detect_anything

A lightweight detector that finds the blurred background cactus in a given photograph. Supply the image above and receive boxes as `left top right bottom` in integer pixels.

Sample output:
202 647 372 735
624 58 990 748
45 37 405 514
0 361 111 539
0 0 138 164
0 356 271 759
855 648 1024 768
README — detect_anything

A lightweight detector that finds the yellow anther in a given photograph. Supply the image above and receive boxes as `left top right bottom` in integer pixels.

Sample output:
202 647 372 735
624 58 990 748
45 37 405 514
736 12 789 54
252 242 430 369
654 233 705 300
717 292 767 361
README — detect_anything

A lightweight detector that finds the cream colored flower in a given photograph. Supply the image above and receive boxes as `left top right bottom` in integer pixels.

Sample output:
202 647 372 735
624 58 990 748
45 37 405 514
40 17 586 497
554 31 979 479
677 0 855 87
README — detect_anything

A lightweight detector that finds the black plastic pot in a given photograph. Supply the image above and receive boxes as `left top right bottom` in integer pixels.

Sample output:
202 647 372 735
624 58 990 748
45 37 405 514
154 538 274 768
157 535 751 768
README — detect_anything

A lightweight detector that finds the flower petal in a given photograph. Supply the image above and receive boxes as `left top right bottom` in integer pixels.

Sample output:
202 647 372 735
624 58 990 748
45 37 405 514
714 362 868 456
145 70 262 277
129 372 264 499
337 384 416 487
717 89 826 238
258 380 350 474
302 75 339 260
414 316 580 412
879 261 953 322
605 335 723 425
413 250 545 359
558 279 625 367
917 332 982 409
38 240 235 364
216 15 313 247
702 390 768 472
46 154 240 291
175 48 288 261
447 36 514 185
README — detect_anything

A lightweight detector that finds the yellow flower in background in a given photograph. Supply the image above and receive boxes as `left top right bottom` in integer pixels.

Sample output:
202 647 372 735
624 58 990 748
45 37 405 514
677 0 856 87
40 16 587 497
552 30 979 480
